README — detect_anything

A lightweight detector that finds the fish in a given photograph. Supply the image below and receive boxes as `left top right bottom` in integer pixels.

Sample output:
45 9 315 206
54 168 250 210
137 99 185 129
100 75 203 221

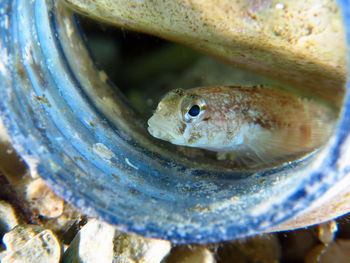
147 85 337 166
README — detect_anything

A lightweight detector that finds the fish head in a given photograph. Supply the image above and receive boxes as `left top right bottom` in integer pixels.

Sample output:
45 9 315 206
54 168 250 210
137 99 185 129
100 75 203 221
148 88 210 147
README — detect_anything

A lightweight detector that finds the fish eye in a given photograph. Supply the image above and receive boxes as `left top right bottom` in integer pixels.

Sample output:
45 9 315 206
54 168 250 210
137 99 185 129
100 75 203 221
181 95 206 123
188 105 200 117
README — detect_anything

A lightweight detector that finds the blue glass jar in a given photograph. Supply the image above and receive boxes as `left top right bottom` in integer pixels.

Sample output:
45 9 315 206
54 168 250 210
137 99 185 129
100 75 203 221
0 0 350 244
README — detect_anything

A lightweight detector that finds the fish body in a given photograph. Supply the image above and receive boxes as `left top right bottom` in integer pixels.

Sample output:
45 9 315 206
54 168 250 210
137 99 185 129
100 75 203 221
147 85 336 165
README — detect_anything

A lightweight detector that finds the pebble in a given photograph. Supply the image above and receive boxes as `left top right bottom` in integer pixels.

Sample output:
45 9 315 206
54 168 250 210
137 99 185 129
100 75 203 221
214 234 281 263
2 225 44 251
42 203 83 243
25 178 64 218
1 225 61 263
113 230 171 263
62 219 115 263
164 245 215 263
318 220 338 244
305 239 350 263
0 201 19 236
278 228 318 262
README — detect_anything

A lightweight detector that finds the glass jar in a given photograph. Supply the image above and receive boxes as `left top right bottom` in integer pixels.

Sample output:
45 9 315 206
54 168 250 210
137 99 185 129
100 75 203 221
0 0 349 243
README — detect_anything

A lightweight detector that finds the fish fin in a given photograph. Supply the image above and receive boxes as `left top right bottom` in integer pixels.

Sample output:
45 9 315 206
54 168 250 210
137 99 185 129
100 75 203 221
216 149 271 168
246 131 326 167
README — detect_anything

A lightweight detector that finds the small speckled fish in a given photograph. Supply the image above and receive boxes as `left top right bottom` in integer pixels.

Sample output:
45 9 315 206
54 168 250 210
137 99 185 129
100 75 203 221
148 85 336 165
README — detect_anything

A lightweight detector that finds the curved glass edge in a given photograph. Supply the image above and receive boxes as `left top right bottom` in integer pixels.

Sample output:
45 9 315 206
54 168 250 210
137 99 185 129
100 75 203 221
0 0 349 243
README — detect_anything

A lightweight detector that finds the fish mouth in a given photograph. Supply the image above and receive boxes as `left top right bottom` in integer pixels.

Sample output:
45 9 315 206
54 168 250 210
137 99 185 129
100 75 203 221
148 126 176 142
147 116 159 137
147 117 175 142
147 126 161 139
